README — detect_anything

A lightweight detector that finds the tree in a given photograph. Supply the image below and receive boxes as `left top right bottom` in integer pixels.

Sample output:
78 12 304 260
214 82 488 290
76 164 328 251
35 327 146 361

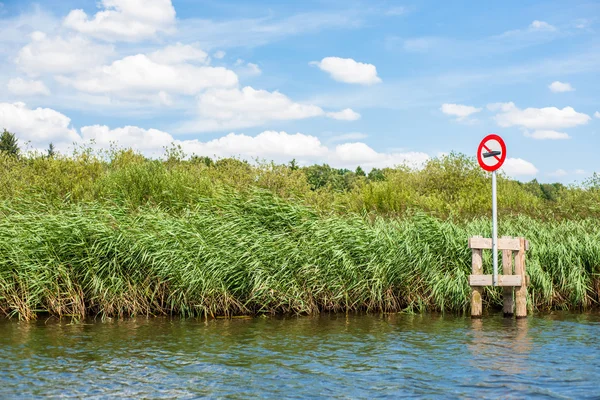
355 166 366 177
288 159 298 171
368 168 386 181
47 142 56 158
0 129 20 157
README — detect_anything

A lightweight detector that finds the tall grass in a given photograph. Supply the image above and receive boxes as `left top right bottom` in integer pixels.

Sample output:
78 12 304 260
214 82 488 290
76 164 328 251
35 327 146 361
0 190 598 320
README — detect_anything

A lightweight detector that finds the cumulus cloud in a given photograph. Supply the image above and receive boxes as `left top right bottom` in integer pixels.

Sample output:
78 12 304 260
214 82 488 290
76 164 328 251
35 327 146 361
501 158 538 177
440 103 482 121
179 86 358 132
595 111 600 119
213 50 226 59
524 130 570 140
491 102 590 130
148 43 209 64
0 102 427 170
7 78 50 96
15 32 114 76
326 108 361 121
234 61 261 77
0 102 79 148
63 0 176 42
58 53 238 97
549 81 574 93
529 20 556 32
311 57 382 85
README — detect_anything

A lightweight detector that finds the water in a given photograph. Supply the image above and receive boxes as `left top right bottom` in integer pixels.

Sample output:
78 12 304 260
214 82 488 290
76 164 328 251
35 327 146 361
0 312 598 399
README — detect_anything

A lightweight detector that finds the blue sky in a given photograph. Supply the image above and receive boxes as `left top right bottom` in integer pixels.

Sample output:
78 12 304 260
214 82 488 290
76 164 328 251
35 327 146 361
0 0 598 182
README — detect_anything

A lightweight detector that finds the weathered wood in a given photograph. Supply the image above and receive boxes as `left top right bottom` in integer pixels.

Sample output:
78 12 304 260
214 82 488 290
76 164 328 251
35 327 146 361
469 274 522 287
515 237 527 318
502 238 514 316
468 237 521 251
471 241 483 318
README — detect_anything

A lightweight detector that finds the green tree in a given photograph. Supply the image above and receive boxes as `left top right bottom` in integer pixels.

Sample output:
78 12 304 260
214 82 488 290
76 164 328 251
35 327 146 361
288 159 298 171
355 166 366 177
367 168 386 181
0 129 20 157
191 155 214 167
47 142 56 158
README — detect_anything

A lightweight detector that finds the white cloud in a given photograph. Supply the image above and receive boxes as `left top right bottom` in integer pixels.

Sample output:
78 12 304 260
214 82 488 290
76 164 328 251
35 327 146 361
524 130 570 140
440 103 482 121
148 43 209 65
235 61 261 77
63 0 176 42
213 50 226 59
501 158 538 177
158 91 173 106
183 131 330 160
529 20 556 32
179 86 353 132
183 133 428 170
548 169 568 177
7 78 50 96
595 111 600 119
0 102 428 169
311 57 382 85
80 125 174 153
575 169 586 175
0 102 79 147
333 142 429 169
58 53 238 97
549 81 574 93
491 102 591 130
15 32 114 76
326 108 361 121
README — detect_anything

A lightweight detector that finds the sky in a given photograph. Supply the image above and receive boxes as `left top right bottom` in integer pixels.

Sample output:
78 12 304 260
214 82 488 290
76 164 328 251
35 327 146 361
0 0 599 183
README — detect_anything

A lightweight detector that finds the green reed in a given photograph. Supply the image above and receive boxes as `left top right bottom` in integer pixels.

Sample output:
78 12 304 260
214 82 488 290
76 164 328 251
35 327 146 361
0 190 597 320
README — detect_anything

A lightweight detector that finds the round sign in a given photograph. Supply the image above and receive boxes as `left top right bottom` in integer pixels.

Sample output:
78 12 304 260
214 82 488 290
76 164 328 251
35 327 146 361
477 134 506 172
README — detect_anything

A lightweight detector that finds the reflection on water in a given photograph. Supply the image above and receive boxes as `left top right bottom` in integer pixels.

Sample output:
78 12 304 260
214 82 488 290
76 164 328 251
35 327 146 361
0 312 599 399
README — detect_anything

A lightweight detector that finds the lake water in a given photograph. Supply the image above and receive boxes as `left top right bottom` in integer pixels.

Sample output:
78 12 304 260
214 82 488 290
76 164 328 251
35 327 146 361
0 312 598 399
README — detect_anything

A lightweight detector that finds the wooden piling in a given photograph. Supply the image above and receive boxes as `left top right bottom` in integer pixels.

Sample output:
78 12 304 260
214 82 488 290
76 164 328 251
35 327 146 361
502 236 514 317
515 237 527 318
471 236 483 318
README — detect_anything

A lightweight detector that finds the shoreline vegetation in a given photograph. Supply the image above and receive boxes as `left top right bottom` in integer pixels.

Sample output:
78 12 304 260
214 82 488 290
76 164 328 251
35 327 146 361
0 132 599 320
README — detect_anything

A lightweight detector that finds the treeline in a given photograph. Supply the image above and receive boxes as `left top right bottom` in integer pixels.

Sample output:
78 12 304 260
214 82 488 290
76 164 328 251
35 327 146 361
0 129 599 220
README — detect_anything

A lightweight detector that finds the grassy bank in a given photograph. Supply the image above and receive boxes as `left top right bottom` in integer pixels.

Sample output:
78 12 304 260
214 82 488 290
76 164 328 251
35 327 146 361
0 146 598 319
1 190 598 320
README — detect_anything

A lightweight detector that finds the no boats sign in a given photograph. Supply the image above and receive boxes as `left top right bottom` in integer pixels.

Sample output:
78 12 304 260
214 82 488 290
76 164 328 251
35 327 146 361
477 134 506 172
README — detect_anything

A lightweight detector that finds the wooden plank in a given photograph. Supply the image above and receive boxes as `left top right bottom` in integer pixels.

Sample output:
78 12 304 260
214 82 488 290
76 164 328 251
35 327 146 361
502 237 514 317
469 274 523 287
468 237 521 251
515 237 528 318
471 243 483 319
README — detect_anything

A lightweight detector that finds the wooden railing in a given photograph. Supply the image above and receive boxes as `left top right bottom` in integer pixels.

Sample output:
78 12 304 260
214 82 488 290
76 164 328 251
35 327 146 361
469 236 529 318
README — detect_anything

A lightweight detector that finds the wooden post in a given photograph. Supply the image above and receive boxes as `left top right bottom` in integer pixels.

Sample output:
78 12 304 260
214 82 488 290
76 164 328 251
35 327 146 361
471 236 483 318
502 236 514 317
515 237 527 318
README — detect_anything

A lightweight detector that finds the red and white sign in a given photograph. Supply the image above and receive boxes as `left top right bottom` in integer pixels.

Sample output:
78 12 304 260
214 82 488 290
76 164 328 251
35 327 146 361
477 134 506 172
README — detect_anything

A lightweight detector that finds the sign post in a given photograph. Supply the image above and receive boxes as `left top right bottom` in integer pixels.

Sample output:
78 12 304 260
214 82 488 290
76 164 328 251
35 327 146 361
477 134 506 286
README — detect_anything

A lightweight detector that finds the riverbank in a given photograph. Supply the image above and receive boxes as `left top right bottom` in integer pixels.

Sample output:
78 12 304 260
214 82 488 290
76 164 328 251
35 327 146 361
1 189 598 320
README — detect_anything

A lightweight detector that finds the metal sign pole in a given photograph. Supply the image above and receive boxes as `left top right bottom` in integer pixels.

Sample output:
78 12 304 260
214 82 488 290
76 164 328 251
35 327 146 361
492 170 498 286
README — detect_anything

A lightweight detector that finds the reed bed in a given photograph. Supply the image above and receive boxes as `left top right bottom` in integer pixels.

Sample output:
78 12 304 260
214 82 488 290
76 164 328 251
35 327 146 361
1 190 598 320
